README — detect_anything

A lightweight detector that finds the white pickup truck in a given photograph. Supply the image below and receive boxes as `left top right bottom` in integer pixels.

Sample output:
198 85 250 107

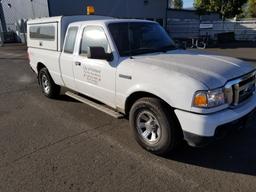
27 16 256 155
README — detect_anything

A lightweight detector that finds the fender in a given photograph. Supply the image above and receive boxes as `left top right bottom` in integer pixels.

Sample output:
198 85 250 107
125 83 176 109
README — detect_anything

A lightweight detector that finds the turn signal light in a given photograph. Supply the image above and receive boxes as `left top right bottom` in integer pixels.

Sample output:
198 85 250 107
193 93 207 107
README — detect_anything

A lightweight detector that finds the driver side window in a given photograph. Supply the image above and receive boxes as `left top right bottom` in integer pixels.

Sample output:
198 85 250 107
80 26 109 56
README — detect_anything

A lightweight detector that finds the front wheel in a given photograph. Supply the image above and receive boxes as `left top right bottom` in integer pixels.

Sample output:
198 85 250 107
38 68 60 98
129 97 182 155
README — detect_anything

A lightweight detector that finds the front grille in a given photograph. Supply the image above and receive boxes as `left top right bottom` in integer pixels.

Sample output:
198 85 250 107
225 71 256 106
239 75 255 87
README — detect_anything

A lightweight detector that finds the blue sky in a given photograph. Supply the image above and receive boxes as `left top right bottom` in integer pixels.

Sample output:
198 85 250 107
183 0 194 8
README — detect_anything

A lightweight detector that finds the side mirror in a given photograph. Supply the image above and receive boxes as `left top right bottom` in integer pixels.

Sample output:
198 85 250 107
87 47 113 61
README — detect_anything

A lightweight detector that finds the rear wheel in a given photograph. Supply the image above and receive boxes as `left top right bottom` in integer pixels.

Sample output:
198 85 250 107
38 68 60 98
129 97 181 155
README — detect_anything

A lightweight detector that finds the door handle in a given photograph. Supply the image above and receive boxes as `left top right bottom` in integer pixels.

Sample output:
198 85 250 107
75 61 81 66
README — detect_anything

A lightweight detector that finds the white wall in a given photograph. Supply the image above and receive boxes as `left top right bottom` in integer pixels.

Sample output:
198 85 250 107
1 0 49 32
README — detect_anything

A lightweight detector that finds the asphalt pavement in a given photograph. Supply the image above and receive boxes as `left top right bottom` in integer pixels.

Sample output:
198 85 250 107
0 44 256 192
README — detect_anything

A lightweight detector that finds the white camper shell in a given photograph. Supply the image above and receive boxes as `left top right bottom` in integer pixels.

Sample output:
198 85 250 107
27 15 112 51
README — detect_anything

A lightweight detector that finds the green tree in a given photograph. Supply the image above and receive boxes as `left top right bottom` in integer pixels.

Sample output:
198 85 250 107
193 0 210 14
248 0 256 17
194 0 247 18
174 0 183 9
169 0 183 9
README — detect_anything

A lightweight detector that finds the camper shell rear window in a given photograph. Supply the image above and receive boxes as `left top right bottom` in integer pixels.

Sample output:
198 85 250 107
29 25 55 40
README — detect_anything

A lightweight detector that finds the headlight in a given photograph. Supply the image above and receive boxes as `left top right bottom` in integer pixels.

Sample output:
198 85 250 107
193 88 226 108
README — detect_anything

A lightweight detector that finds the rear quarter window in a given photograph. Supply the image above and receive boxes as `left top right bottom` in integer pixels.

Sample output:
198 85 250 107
64 27 79 54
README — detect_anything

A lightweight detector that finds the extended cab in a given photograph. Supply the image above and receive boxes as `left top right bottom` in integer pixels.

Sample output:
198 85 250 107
27 16 256 155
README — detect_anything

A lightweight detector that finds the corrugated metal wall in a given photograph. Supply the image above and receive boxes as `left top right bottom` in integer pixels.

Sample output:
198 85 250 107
48 0 166 21
206 20 256 41
167 9 221 39
168 18 256 41
1 0 49 32
167 19 200 38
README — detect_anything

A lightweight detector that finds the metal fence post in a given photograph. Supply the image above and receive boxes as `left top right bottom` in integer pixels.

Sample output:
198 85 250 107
0 21 3 46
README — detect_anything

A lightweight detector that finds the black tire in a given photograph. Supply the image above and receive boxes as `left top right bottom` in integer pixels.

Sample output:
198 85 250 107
129 97 182 155
38 67 60 98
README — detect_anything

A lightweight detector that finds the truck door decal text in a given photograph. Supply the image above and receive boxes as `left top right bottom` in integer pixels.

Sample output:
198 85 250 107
83 66 102 85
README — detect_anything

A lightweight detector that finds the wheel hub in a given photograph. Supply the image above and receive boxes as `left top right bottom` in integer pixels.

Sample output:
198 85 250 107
42 74 50 94
136 111 161 144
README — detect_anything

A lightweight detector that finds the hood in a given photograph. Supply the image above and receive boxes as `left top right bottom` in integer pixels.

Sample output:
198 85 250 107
132 50 255 89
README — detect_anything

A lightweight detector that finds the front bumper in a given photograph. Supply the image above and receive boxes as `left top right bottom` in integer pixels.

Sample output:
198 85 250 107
175 95 256 147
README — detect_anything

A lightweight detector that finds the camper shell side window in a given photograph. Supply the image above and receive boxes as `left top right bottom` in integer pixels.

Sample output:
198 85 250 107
27 22 58 51
29 25 55 41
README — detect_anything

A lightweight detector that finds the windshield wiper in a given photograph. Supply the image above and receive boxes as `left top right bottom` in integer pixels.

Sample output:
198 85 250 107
158 45 177 52
123 45 177 56
123 48 160 56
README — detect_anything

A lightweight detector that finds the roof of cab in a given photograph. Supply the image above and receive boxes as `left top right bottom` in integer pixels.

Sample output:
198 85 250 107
69 19 156 27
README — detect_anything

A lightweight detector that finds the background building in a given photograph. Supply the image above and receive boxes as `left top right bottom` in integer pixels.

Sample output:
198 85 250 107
3 0 248 43
0 0 168 42
49 0 167 25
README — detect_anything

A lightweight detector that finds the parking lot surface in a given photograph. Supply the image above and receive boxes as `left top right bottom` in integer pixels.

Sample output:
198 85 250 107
0 44 256 192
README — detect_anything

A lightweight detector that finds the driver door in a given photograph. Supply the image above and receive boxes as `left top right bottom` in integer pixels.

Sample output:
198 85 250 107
73 25 116 108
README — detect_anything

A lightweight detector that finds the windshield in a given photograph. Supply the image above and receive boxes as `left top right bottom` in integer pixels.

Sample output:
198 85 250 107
108 22 177 57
